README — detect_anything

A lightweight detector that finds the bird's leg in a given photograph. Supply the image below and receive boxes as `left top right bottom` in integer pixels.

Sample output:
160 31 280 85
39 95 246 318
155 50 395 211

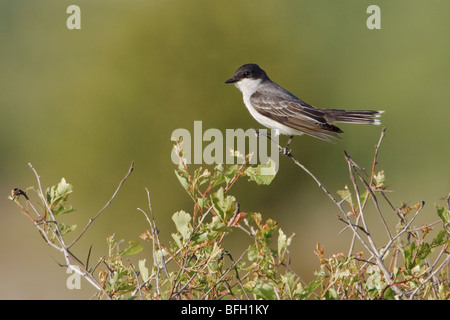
283 135 294 155
253 128 271 138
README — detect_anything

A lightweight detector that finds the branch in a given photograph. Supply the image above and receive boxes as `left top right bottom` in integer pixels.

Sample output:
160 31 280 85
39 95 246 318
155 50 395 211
68 161 135 248
200 248 249 300
135 187 171 297
270 129 408 299
409 254 450 300
26 163 112 299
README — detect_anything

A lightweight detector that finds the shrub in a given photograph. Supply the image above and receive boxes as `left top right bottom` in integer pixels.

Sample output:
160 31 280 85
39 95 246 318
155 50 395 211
10 129 450 299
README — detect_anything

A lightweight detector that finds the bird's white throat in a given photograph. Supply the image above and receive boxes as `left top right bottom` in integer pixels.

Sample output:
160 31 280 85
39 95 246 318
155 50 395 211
234 78 262 96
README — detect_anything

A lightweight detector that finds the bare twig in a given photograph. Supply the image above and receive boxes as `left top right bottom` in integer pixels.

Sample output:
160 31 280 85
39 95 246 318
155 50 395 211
409 254 450 300
26 163 112 299
379 201 425 259
219 249 250 299
446 192 450 211
269 129 408 299
337 215 369 236
369 127 386 187
68 161 134 248
200 248 249 300
344 151 392 239
135 187 171 297
274 141 377 258
128 259 143 300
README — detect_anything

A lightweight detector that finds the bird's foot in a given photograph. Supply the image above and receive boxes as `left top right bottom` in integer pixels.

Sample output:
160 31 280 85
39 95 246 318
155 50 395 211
282 146 292 156
282 135 294 156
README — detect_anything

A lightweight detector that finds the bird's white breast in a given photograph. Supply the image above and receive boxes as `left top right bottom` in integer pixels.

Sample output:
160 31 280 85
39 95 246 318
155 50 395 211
235 78 304 136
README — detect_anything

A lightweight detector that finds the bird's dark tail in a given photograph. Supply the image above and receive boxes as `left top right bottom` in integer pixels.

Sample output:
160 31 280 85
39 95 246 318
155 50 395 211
324 109 384 125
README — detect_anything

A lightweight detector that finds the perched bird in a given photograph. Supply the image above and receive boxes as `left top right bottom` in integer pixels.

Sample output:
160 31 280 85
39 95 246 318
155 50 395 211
225 63 383 148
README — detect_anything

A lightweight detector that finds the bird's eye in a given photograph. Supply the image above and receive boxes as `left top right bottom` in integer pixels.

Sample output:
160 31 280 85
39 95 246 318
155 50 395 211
243 71 251 77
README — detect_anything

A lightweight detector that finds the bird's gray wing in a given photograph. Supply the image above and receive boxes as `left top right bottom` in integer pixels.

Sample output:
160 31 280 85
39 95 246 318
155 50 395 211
250 89 343 141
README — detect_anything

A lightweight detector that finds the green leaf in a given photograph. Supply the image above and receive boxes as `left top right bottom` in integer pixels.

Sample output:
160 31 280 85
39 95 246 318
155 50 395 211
437 206 450 224
59 223 76 235
138 259 149 282
56 178 72 197
297 279 322 300
190 230 208 244
258 218 278 242
373 170 385 188
403 242 416 269
221 164 240 185
432 230 449 247
209 242 222 261
278 229 287 258
366 265 385 295
247 245 258 262
44 178 75 216
337 186 353 207
52 205 75 216
211 187 236 221
172 210 193 241
382 286 396 300
277 229 294 260
153 249 169 269
119 240 143 256
244 159 277 185
196 197 210 209
171 233 182 248
250 281 276 300
193 168 211 187
359 189 369 203
324 288 338 300
47 178 73 204
416 242 432 264
174 170 190 191
211 219 232 233
211 163 226 186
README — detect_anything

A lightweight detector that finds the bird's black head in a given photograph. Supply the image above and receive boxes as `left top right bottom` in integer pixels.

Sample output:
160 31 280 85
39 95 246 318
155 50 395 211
225 64 269 84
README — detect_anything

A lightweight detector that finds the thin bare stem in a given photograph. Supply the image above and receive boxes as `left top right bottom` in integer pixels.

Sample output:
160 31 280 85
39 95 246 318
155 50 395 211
272 129 408 299
409 254 450 300
379 201 425 259
68 161 134 248
200 248 249 300
26 163 111 299
345 152 392 239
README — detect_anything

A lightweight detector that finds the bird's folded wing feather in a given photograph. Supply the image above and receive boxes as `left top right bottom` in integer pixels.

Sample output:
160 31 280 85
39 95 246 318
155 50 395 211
250 90 342 141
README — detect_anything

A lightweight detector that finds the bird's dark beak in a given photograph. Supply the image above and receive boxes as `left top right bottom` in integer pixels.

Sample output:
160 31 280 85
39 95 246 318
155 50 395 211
225 77 237 84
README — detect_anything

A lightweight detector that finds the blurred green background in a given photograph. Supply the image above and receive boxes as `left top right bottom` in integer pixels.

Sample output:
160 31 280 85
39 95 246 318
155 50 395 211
1 1 449 299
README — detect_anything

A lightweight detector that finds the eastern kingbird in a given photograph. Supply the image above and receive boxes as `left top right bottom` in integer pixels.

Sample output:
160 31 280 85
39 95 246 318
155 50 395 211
225 64 383 145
